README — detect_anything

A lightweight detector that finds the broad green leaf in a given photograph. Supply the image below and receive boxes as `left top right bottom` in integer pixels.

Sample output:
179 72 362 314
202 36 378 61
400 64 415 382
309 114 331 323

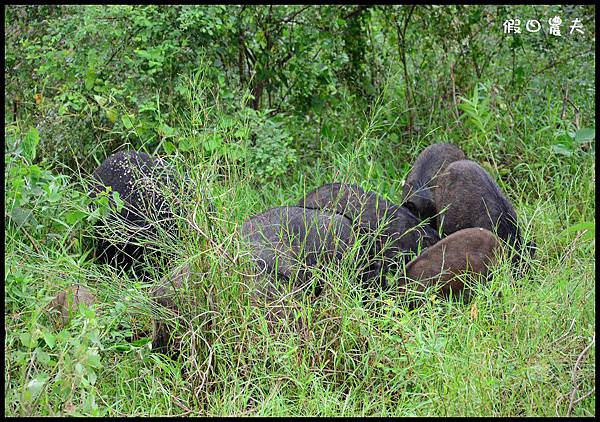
42 331 56 349
122 114 134 129
555 133 574 146
86 349 102 369
93 95 107 106
65 210 88 225
87 369 97 385
85 69 96 90
22 127 40 162
203 134 222 152
35 348 51 365
234 127 249 139
551 144 573 156
9 207 33 227
105 108 118 123
130 337 151 347
575 128 595 144
20 332 36 349
26 378 45 400
561 221 595 241
163 140 176 154
112 191 124 213
158 123 175 137
83 307 96 319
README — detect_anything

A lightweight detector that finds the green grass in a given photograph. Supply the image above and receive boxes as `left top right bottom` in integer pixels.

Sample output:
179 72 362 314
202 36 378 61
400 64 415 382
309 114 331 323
5 110 595 416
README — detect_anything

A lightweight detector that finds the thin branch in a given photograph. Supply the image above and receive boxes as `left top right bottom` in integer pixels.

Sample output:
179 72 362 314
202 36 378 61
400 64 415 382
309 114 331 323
567 333 595 416
344 5 371 20
450 62 459 118
560 85 569 121
572 388 595 407
402 5 415 38
172 396 194 416
550 317 577 346
566 97 581 130
531 46 594 78
103 25 143 71
6 212 41 254
273 45 323 115
392 6 416 130
281 5 311 24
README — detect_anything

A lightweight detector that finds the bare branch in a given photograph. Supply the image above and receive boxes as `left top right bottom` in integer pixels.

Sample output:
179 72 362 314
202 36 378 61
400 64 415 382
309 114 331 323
280 5 312 25
344 5 371 20
567 334 595 416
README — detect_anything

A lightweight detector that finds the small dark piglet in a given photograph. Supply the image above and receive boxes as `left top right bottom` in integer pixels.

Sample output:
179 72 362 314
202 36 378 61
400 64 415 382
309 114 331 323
48 285 97 327
402 143 466 227
241 206 358 300
150 263 190 356
399 227 502 304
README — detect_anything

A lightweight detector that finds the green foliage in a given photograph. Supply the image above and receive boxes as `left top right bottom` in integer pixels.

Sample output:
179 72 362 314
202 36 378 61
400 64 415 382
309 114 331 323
5 268 106 416
551 127 595 157
4 4 595 417
246 111 298 182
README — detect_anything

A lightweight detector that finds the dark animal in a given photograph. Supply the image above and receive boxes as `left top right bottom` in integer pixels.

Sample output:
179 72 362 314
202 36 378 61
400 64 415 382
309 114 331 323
241 206 379 325
434 159 535 269
399 227 502 304
297 183 440 282
402 143 466 227
240 206 361 298
150 263 190 355
91 151 187 270
48 285 97 327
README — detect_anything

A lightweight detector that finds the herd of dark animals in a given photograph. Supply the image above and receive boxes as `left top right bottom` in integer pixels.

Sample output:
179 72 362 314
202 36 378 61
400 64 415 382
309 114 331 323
49 144 537 354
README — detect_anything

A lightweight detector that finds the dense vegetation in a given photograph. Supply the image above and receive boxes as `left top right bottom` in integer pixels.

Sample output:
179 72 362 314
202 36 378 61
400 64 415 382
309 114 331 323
4 5 595 416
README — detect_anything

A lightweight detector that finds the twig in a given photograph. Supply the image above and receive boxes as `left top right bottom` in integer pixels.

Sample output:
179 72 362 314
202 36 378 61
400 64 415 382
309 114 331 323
183 201 258 279
566 333 595 416
566 98 581 130
450 62 458 119
572 388 595 407
560 85 569 121
273 44 323 115
559 231 586 267
172 395 194 416
344 5 371 20
281 5 311 24
6 212 41 254
532 46 594 78
103 25 143 71
186 208 234 267
550 317 576 346
392 6 416 131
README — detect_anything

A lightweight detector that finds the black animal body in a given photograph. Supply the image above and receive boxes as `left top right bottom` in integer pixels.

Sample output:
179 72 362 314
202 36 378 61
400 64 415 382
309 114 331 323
240 206 360 300
434 159 535 268
91 151 180 269
297 183 440 280
150 263 190 356
402 143 466 228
